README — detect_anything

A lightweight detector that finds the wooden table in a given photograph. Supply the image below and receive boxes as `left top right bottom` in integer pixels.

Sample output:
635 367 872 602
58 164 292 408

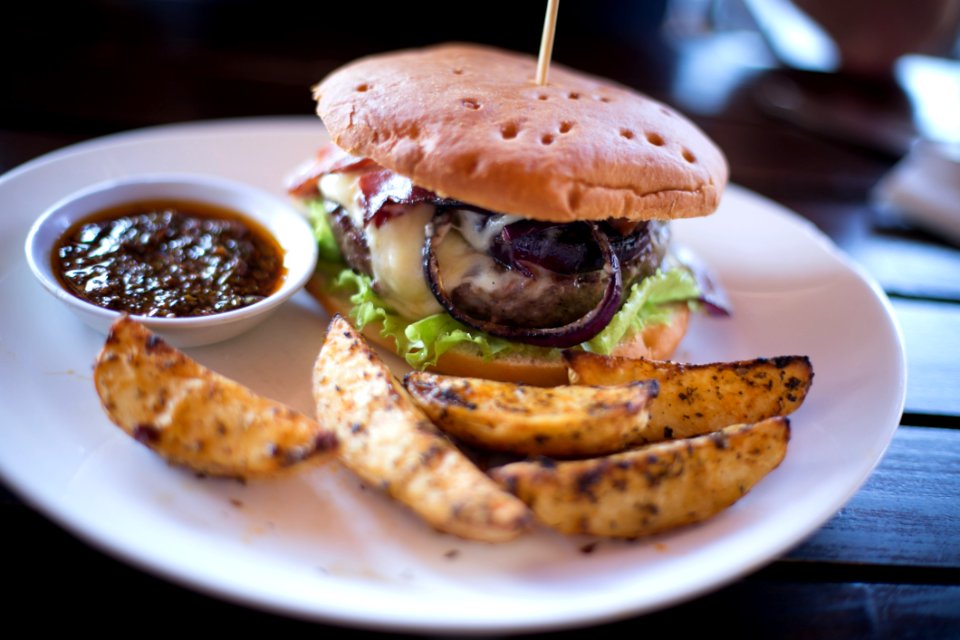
3 2 958 636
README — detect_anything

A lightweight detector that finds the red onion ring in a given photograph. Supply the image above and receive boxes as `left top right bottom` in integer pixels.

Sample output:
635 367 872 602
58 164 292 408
493 220 596 275
423 213 624 348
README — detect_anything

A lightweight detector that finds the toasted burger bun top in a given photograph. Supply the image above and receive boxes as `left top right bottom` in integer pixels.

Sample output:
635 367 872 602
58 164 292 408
314 43 728 223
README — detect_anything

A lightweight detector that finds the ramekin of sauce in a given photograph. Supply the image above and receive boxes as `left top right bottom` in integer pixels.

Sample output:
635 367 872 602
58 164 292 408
54 200 285 318
25 174 318 347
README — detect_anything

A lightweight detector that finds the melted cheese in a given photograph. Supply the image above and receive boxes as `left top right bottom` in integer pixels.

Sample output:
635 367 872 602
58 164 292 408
318 172 365 228
454 209 521 252
435 230 504 294
435 223 558 300
318 171 443 318
367 204 443 318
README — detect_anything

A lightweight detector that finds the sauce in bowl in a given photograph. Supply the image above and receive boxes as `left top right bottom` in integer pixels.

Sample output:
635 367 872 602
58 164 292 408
52 200 285 318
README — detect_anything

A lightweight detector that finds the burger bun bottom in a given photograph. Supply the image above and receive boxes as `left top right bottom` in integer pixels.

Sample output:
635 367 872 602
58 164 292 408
306 274 689 386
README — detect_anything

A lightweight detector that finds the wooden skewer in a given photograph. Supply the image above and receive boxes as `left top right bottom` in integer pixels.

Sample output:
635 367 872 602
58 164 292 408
536 0 560 86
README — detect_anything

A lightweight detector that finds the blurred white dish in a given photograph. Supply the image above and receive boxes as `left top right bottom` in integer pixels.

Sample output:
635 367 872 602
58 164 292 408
873 139 960 246
24 173 317 347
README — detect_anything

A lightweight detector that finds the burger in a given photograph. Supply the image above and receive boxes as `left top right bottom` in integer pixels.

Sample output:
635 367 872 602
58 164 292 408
288 43 729 385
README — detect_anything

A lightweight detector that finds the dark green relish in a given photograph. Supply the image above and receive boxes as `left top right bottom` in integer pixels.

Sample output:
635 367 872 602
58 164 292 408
53 200 285 317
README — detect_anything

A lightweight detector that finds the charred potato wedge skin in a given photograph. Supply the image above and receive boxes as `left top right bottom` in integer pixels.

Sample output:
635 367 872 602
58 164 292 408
565 352 813 441
403 371 659 457
312 315 533 543
490 417 790 538
94 316 338 479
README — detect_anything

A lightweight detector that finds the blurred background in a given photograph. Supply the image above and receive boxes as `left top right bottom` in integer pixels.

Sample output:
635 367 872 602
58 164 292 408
6 0 959 137
4 2 960 636
5 0 960 241
3 1 680 142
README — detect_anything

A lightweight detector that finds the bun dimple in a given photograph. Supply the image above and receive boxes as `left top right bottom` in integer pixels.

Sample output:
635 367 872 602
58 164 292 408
314 43 728 222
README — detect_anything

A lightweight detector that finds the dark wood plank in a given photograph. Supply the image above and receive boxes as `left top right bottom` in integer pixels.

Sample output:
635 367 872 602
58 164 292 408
625 580 960 640
894 300 960 417
856 235 960 302
5 498 958 637
0 131 89 176
784 203 960 302
787 426 960 568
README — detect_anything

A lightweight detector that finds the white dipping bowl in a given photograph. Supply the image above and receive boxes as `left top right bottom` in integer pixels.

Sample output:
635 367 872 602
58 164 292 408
24 173 318 347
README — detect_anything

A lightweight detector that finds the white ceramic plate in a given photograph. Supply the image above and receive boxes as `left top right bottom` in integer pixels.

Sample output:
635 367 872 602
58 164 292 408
0 118 906 634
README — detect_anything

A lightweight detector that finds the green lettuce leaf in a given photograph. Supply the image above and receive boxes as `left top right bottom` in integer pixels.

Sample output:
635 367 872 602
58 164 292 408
583 268 701 354
332 269 412 355
330 269 521 368
306 199 342 263
404 313 516 368
328 266 699 366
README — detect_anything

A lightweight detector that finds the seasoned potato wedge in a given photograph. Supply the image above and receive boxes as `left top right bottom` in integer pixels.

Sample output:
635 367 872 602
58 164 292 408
490 417 790 538
94 316 338 478
565 352 812 441
312 315 533 542
403 371 659 457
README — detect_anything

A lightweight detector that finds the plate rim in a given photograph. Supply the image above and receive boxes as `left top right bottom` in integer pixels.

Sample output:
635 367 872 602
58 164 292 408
0 117 908 634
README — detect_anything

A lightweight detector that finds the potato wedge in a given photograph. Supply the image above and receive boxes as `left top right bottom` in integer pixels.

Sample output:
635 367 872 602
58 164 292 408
403 371 659 457
490 417 790 538
565 352 812 441
94 316 338 478
312 315 533 542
